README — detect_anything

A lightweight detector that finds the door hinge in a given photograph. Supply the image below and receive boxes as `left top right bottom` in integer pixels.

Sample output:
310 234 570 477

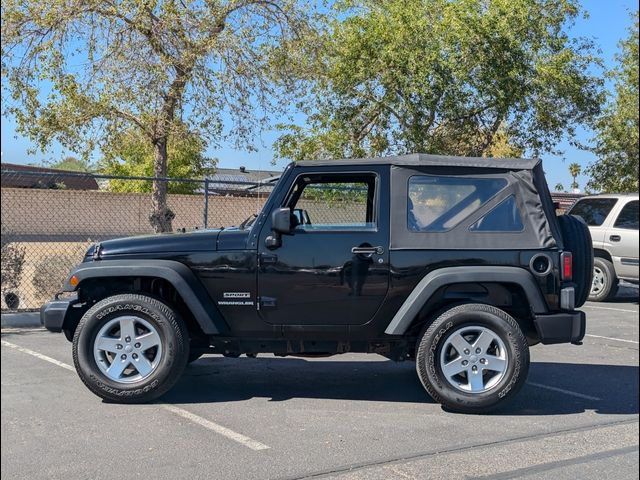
257 296 277 309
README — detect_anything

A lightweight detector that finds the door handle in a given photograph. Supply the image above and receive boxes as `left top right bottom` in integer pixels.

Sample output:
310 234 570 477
610 235 621 242
351 246 384 256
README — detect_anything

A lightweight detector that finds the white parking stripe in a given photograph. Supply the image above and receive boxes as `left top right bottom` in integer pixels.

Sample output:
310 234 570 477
1 340 75 371
1 339 270 451
583 305 639 314
528 382 601 401
162 404 270 451
585 334 639 345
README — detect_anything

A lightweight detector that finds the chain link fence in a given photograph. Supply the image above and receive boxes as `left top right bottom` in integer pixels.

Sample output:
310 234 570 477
1 169 276 311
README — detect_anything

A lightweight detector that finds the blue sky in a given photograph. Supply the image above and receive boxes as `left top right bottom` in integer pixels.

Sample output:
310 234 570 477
1 0 637 190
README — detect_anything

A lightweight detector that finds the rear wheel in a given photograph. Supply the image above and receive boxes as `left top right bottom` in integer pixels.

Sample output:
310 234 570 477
72 294 189 403
589 257 619 302
416 303 529 413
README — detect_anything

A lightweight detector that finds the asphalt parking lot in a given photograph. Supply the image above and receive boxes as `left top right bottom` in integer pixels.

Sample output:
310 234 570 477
2 288 638 480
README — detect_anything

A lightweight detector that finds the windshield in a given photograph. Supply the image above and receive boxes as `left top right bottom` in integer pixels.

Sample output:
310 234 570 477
569 198 618 226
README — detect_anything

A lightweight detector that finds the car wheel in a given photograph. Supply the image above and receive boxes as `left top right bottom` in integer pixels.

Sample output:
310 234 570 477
416 303 530 414
589 258 619 302
72 294 189 403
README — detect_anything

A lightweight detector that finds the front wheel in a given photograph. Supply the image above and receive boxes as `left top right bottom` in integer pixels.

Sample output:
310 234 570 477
72 294 189 403
416 303 529 413
589 257 619 302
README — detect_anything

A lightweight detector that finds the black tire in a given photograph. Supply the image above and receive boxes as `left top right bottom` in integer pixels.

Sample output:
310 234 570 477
589 257 619 302
557 214 593 307
416 303 530 414
72 294 189 403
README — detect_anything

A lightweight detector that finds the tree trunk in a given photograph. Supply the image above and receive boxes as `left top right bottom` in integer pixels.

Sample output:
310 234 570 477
150 137 174 233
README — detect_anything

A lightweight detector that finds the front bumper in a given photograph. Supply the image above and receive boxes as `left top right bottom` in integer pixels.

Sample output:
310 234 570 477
533 310 586 345
40 293 79 332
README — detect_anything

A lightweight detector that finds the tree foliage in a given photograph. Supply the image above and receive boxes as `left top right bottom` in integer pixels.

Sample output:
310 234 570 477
275 0 603 162
568 162 581 190
100 126 215 194
46 156 95 172
1 0 312 231
588 11 639 193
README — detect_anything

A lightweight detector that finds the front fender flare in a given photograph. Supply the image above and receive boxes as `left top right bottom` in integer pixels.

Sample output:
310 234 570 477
384 266 548 335
66 259 228 335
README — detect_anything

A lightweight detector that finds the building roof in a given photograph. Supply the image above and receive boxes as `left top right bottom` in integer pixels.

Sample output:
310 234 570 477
297 153 540 170
207 167 282 183
206 166 282 193
1 163 99 190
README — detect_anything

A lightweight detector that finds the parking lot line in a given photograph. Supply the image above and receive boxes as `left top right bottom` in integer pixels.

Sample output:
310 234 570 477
1 340 75 371
583 305 639 314
161 404 270 451
527 382 601 401
1 338 271 452
585 334 639 345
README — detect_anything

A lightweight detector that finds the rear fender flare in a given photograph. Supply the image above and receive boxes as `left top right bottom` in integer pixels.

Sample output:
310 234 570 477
66 259 228 335
384 266 548 335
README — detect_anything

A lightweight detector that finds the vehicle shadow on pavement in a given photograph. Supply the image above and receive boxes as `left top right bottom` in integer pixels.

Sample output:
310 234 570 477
609 285 640 304
500 362 638 416
162 358 638 416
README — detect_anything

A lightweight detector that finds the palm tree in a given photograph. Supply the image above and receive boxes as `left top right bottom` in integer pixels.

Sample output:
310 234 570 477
554 183 566 192
569 163 581 191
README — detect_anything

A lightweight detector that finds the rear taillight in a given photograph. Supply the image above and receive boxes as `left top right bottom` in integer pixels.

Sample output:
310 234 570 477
561 252 573 281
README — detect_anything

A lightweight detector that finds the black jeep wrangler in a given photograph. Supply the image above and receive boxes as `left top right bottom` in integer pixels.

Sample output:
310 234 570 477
42 154 592 413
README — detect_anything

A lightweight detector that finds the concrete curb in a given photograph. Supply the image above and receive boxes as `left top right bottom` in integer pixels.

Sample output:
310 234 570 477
1 312 41 328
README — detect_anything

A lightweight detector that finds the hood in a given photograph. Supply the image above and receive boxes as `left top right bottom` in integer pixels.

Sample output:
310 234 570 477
87 229 223 258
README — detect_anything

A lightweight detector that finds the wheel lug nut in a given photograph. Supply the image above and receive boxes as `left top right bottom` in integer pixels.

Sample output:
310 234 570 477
476 348 481 354
472 365 478 372
462 360 469 366
132 353 138 359
480 358 487 364
463 349 470 355
125 336 131 343
116 344 123 350
134 342 141 348
121 354 127 360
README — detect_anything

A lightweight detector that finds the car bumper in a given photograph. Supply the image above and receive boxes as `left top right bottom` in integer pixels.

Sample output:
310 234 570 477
533 310 586 345
40 293 79 332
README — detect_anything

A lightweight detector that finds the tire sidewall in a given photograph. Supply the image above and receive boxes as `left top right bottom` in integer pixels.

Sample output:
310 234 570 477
558 215 593 307
589 258 617 302
417 304 529 413
73 295 188 402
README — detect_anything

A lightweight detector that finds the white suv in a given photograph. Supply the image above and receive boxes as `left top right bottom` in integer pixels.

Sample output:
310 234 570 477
568 194 639 301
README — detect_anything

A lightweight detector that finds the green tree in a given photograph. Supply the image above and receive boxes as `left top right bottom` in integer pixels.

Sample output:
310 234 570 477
46 156 94 172
588 12 639 193
275 0 603 162
1 0 311 232
100 127 216 194
568 162 581 190
554 183 566 192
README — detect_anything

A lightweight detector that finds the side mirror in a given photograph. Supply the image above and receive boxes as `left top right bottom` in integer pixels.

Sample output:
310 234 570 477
272 207 293 234
265 207 294 250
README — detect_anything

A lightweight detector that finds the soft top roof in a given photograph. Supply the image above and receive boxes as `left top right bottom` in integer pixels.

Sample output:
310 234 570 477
297 153 540 171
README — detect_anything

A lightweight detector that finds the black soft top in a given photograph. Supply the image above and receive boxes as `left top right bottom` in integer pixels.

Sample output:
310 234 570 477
297 153 540 171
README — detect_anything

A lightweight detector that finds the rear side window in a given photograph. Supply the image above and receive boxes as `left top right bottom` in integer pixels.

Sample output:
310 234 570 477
569 198 618 226
469 196 524 232
614 200 639 229
408 176 507 232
